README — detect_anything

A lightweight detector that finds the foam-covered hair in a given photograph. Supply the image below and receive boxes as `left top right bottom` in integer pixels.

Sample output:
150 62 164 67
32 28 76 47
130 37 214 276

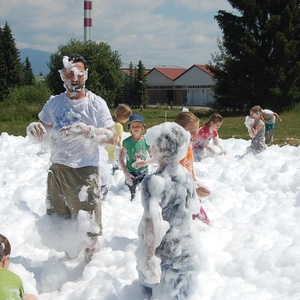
146 122 190 164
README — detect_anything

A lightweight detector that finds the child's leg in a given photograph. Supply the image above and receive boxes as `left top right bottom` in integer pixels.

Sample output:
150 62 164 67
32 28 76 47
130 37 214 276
131 170 148 200
265 124 275 144
125 173 139 200
265 130 272 144
112 163 120 175
269 128 274 143
125 181 137 200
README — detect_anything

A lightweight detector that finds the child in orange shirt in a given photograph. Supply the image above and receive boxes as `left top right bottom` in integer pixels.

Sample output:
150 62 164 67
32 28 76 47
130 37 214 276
174 112 211 225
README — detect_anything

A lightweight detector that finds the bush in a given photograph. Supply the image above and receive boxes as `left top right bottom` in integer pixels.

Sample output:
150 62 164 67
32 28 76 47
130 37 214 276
1 82 52 122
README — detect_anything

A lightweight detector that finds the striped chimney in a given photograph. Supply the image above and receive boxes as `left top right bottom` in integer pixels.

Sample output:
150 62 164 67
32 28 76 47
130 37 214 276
84 0 92 42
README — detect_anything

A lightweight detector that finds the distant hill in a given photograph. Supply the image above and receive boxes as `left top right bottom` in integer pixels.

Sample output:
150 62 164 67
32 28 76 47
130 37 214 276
19 48 51 75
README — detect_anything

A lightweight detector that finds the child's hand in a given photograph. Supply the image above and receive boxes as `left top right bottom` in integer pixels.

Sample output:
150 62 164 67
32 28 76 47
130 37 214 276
245 117 255 138
132 158 146 169
125 173 134 186
244 116 254 127
196 185 211 198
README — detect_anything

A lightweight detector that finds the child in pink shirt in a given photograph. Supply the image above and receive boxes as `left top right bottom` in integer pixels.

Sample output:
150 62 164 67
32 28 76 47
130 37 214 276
193 112 225 161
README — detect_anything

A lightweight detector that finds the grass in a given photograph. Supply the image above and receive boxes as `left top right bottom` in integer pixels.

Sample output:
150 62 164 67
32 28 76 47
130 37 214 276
1 106 300 147
0 122 30 137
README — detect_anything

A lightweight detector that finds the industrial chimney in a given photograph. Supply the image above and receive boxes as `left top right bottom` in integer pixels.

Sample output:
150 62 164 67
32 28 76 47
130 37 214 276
84 0 92 42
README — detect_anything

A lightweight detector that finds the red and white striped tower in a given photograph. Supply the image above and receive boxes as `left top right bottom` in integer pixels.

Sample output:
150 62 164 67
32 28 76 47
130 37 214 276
84 0 92 42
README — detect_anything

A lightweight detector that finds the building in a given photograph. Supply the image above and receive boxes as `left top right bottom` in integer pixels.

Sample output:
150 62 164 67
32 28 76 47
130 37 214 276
145 64 215 106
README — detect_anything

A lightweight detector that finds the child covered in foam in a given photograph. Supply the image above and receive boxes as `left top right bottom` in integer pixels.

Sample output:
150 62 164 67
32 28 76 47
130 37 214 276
136 122 202 300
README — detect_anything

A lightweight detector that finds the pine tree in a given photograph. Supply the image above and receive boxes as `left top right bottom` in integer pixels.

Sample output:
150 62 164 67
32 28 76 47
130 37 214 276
210 0 300 111
121 62 136 107
136 60 147 108
1 22 23 94
121 61 147 108
0 26 8 101
22 56 35 85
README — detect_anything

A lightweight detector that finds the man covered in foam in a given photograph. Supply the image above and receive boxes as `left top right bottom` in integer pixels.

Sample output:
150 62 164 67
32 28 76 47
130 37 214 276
26 54 118 260
136 122 202 300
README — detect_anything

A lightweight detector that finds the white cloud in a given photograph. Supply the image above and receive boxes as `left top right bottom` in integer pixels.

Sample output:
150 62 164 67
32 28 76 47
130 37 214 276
174 0 232 12
2 0 230 67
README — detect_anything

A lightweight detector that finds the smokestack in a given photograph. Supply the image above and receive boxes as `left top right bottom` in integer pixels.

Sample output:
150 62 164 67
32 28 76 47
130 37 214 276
84 0 92 42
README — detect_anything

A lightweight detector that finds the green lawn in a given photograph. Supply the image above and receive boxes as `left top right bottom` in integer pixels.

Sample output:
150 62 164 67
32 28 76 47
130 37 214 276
1 107 299 146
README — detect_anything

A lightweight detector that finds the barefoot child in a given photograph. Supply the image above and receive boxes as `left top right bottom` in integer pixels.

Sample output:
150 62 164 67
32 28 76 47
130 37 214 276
119 114 152 201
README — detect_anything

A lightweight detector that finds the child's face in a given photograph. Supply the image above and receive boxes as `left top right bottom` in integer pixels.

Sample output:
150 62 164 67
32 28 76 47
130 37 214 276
183 121 199 142
250 111 260 120
210 121 223 131
130 121 144 137
0 255 10 269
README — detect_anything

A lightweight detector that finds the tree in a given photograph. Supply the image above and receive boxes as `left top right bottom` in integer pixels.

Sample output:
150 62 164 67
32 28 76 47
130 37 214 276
117 61 147 108
136 60 148 108
0 26 8 101
115 62 135 107
46 39 123 107
0 22 23 101
22 56 35 85
210 0 300 111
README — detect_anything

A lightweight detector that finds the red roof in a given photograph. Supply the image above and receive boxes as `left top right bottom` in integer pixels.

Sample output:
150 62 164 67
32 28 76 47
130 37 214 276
175 64 215 79
121 65 214 79
122 69 131 76
153 67 187 80
194 64 214 76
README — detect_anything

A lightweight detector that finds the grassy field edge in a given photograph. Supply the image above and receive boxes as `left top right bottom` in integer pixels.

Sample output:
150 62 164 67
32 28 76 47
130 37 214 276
1 107 299 147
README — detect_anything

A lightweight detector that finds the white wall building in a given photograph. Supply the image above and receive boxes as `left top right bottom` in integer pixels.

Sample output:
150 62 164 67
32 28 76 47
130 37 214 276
175 64 215 106
145 64 215 106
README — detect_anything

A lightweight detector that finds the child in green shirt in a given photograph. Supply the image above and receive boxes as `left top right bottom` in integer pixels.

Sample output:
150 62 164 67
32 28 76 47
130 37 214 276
0 234 37 300
119 114 152 201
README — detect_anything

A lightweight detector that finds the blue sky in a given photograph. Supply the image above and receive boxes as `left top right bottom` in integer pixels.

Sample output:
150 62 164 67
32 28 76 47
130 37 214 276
1 0 233 69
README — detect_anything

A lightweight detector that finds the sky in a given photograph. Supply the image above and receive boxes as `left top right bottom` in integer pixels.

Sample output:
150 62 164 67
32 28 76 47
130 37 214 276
0 0 234 69
1 125 300 299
